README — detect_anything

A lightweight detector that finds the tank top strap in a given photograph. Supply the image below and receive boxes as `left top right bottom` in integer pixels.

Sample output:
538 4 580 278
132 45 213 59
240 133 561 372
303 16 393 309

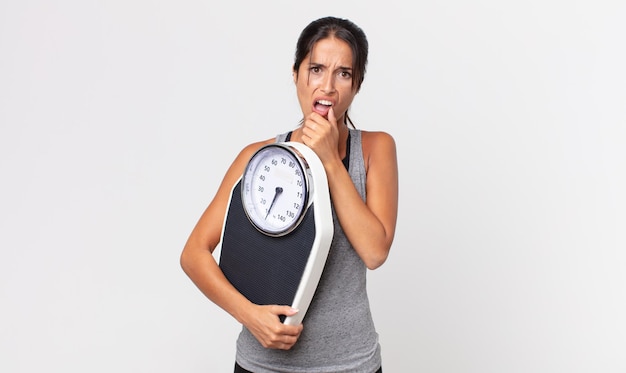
342 132 351 170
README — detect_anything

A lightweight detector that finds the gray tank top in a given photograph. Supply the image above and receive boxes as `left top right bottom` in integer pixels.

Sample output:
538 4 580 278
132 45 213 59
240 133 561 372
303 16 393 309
235 129 381 373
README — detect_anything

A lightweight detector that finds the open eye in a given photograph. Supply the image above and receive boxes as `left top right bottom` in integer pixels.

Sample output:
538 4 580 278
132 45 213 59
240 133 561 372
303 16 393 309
339 70 352 79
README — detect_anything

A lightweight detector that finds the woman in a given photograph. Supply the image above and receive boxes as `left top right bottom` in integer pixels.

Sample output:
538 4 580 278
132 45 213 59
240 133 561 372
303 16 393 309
180 16 398 373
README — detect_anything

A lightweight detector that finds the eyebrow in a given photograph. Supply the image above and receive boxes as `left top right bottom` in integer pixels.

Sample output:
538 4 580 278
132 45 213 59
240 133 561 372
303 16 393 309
307 62 353 71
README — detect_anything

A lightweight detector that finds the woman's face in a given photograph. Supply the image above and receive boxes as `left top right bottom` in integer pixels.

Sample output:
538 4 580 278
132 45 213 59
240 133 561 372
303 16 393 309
294 37 357 124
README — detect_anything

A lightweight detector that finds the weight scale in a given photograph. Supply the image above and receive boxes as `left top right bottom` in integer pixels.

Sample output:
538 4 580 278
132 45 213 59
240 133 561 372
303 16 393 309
218 141 333 325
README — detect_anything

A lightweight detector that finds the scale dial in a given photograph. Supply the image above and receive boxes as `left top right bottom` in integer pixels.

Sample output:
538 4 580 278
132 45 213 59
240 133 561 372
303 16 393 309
241 143 310 236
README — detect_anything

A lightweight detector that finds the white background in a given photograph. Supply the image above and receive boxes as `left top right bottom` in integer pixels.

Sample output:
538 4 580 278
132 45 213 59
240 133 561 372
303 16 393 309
1 1 625 372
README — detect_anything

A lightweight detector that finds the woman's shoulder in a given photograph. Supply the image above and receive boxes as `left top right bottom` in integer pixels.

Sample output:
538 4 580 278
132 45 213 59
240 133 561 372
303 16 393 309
358 130 396 154
237 137 276 159
357 128 394 139
224 137 276 177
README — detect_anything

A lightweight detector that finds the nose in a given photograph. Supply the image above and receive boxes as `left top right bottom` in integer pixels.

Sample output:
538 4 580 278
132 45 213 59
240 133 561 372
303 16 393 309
320 72 336 94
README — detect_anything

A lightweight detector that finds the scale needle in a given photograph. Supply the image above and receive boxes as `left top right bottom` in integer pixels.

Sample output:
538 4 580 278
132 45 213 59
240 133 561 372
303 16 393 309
265 186 283 219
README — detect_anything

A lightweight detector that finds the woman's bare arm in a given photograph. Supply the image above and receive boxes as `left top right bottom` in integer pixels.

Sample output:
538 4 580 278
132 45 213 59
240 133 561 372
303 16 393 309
180 140 304 350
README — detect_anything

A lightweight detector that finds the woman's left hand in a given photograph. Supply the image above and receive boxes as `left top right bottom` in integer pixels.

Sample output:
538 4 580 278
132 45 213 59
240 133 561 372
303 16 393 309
301 107 342 166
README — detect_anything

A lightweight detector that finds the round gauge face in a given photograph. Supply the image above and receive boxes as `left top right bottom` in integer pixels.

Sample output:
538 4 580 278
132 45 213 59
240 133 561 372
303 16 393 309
241 144 310 236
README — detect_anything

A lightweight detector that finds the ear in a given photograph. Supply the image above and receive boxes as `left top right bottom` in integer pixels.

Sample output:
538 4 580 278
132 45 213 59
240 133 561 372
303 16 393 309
292 70 298 85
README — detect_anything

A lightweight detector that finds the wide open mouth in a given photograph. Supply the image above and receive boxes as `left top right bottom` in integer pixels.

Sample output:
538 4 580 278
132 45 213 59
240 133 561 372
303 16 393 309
313 99 332 117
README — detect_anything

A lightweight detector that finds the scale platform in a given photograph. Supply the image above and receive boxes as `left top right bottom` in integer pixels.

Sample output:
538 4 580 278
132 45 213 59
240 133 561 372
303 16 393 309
218 142 333 325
